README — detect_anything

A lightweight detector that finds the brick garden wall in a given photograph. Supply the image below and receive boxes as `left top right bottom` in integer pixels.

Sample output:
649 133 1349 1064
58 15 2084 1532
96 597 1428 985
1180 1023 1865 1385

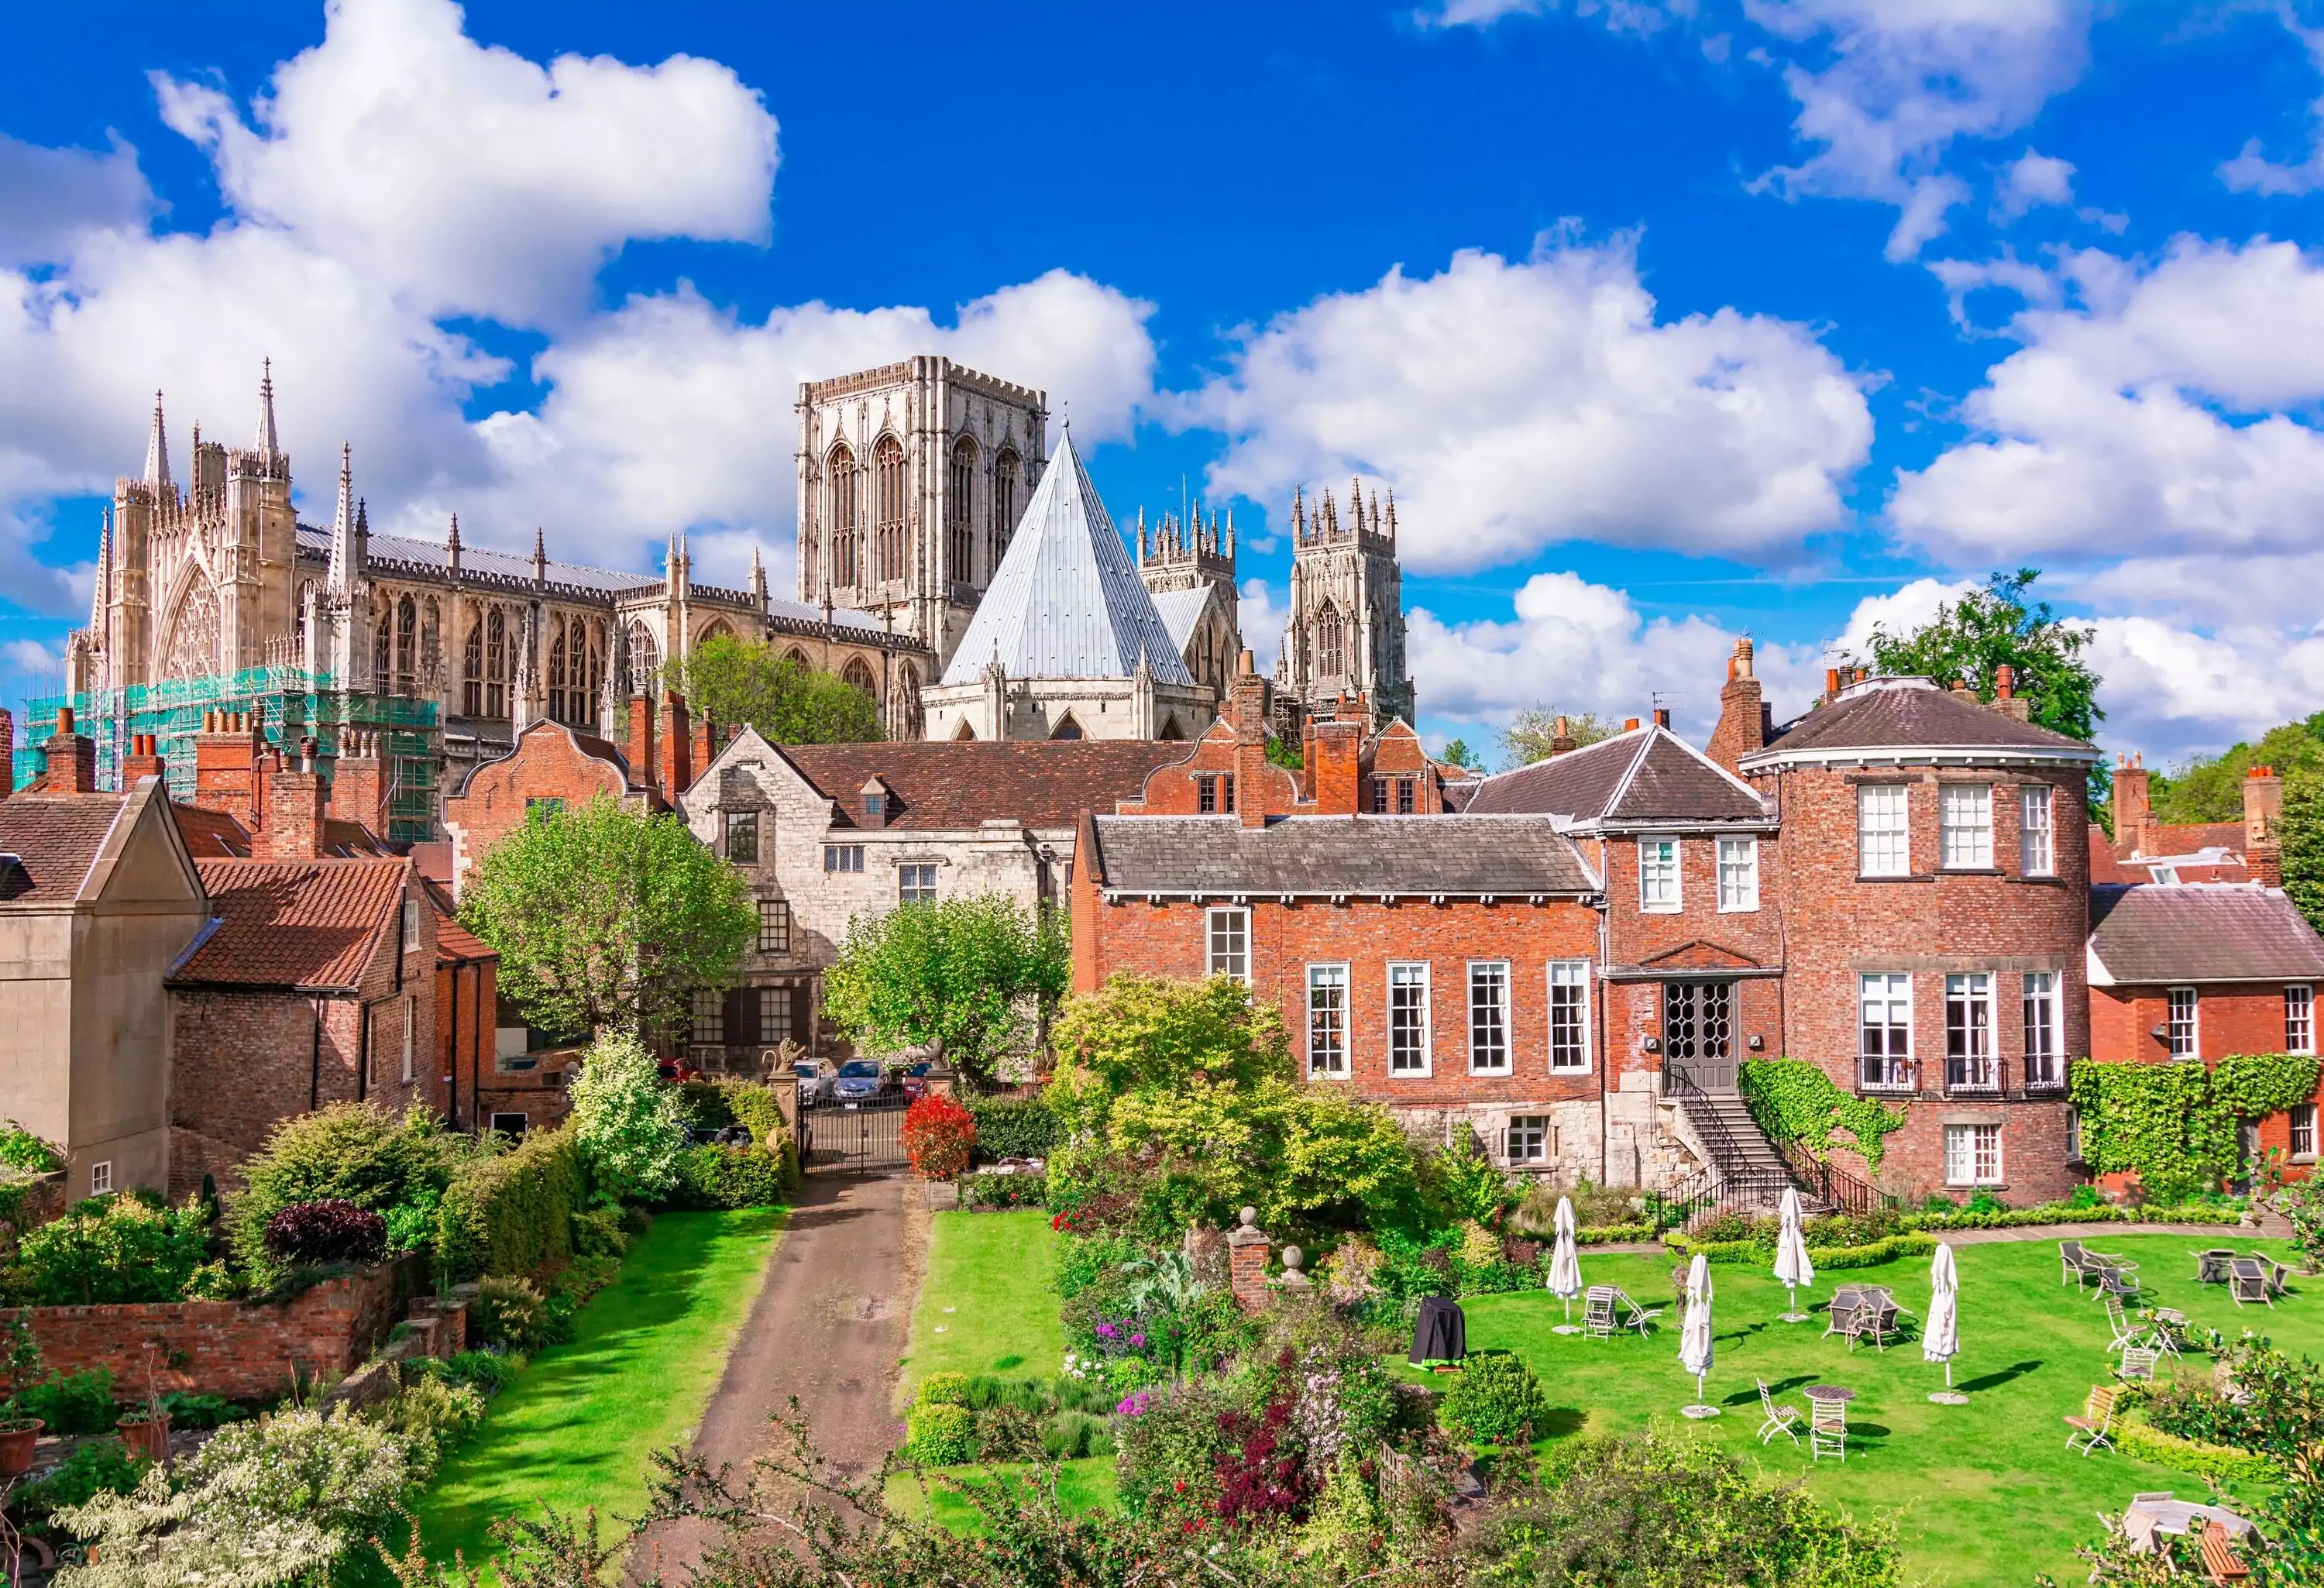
1 1258 421 1401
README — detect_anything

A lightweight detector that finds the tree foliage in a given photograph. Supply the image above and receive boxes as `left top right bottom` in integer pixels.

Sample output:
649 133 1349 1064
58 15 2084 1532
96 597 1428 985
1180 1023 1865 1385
2149 713 2324 823
1499 708 1618 771
566 1030 688 1203
662 632 880 745
460 795 755 1039
1840 569 2102 743
822 894 1068 1088
2282 772 2324 938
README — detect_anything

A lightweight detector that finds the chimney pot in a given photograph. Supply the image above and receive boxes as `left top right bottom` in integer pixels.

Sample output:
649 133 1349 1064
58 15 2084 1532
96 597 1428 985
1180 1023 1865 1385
1652 708 1671 730
1996 663 2016 699
55 706 72 736
1824 668 1841 696
1623 717 1641 732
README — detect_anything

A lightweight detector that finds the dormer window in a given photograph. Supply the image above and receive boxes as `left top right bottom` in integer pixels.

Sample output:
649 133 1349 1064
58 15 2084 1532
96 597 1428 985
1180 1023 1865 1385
865 792 885 822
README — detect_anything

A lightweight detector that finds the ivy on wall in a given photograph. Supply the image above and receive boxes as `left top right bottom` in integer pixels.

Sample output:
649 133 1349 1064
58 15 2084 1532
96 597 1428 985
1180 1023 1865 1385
1737 1059 1910 1172
2068 1054 2321 1202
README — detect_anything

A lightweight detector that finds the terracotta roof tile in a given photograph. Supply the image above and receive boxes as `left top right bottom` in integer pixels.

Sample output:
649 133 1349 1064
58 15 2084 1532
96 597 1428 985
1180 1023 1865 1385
2089 884 2324 985
0 793 130 902
783 741 1188 830
172 803 252 858
174 858 409 991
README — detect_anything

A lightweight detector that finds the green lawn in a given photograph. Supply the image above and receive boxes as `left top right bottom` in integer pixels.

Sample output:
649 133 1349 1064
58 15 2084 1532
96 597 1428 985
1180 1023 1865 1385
407 1208 784 1573
885 1456 1119 1528
899 1209 1067 1405
1439 1234 2317 1588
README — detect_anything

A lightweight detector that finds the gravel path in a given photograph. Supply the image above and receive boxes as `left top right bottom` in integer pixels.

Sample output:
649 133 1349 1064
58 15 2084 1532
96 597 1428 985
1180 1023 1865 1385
631 1171 927 1583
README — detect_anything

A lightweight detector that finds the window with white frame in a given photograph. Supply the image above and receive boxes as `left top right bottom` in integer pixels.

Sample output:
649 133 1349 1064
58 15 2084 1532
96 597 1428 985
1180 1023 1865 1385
90 1161 112 1195
1716 837 1758 913
1944 1122 2003 1186
1859 972 1913 1089
403 899 421 953
823 844 865 874
2289 985 2315 1055
2167 987 2199 1057
1388 962 1432 1074
1307 964 1348 1078
401 996 415 1084
757 898 791 955
1638 837 1681 913
1944 972 1996 1090
2022 971 2063 1088
1468 961 1511 1073
691 988 724 1046
1207 907 1250 983
1940 784 1993 869
1548 961 1591 1072
2020 784 2055 875
2293 1102 2317 1161
1858 785 1910 877
1506 1115 1549 1164
899 863 938 904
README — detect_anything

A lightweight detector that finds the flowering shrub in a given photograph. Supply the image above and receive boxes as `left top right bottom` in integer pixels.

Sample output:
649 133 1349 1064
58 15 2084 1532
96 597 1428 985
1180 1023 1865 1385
902 1402 978 1466
902 1094 975 1181
262 1198 388 1267
1215 1393 1309 1524
1117 1390 1154 1417
1114 1379 1236 1519
568 1029 687 1201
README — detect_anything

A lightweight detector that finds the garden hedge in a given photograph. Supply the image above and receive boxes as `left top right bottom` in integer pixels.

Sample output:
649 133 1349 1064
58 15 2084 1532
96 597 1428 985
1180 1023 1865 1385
966 1096 1061 1161
662 1144 788 1210
1664 1232 1937 1267
2105 1396 2278 1485
2070 1052 2319 1200
437 1127 583 1284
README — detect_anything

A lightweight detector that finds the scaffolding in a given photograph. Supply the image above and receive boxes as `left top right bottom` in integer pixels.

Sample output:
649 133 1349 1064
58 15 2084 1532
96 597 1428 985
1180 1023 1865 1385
13 664 442 842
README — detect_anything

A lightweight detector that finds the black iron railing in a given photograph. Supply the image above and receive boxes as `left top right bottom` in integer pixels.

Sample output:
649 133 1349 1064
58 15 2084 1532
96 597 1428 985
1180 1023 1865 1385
1772 1136 1902 1216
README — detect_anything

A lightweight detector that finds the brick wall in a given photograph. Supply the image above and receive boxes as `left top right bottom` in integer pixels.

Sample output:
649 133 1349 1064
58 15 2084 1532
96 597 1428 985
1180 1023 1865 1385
2092 979 2324 1184
441 721 638 899
0 1259 420 1401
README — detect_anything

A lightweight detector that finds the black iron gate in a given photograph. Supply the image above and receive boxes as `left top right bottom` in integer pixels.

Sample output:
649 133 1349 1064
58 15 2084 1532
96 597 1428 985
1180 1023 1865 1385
799 1098 910 1173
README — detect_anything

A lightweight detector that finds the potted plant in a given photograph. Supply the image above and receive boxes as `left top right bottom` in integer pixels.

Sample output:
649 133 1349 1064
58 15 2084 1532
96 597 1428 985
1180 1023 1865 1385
0 1412 42 1476
116 1346 170 1464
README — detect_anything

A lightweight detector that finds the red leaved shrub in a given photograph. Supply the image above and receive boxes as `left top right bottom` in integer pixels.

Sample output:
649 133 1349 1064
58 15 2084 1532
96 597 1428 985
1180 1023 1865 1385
902 1095 975 1181
263 1198 387 1266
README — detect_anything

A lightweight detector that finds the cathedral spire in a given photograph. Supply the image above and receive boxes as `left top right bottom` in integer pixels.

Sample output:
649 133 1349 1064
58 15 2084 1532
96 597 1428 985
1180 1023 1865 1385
256 359 281 460
90 512 112 634
1135 504 1147 561
532 527 547 586
748 541 768 607
327 443 358 591
445 514 461 573
143 390 170 490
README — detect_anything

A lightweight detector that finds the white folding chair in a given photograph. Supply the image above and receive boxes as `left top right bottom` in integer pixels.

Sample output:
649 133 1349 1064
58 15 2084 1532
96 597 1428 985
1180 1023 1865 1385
2102 1293 2143 1353
1756 1379 1800 1446
1583 1286 1619 1341
2116 1346 2161 1382
1809 1396 1847 1463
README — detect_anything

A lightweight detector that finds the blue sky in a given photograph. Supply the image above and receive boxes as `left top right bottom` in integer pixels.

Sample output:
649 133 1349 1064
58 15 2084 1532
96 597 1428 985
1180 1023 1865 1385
6 0 2324 764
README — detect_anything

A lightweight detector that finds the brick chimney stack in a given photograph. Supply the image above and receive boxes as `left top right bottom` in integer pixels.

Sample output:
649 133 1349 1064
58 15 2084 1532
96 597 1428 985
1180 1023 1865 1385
1990 663 2033 722
121 733 166 786
40 707 96 794
627 694 656 803
1229 649 1269 828
328 729 389 838
2113 752 2157 858
2245 764 2284 886
192 710 266 830
1549 715 1579 758
1707 638 1766 774
1304 710 1363 815
0 707 13 797
690 711 716 782
658 689 693 801
254 736 327 861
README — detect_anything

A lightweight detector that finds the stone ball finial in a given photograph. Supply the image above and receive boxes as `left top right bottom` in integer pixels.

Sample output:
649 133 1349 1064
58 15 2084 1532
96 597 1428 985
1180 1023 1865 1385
1282 1246 1303 1271
1239 1205 1258 1228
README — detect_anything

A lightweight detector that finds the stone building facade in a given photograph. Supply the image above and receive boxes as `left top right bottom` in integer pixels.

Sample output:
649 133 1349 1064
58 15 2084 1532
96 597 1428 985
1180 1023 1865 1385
1273 483 1414 732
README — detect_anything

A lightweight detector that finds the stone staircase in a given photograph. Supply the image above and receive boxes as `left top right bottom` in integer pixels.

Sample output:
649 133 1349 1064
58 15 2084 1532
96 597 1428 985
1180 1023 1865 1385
1668 1090 1825 1218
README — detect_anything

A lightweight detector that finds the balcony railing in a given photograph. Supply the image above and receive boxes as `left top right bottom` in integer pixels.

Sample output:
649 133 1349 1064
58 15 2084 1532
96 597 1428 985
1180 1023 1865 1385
1944 1056 2003 1098
1858 1057 1919 1095
2022 1060 2070 1095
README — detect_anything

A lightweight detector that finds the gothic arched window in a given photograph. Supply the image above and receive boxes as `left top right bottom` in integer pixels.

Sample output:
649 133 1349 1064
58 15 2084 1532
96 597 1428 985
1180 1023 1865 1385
463 618 483 717
994 447 1020 555
699 620 734 649
626 620 660 695
1316 600 1344 679
1050 713 1084 741
395 595 417 694
783 647 811 672
485 608 510 720
947 436 977 582
842 656 876 697
874 435 906 584
547 619 569 724
373 614 393 688
827 443 858 588
580 622 602 720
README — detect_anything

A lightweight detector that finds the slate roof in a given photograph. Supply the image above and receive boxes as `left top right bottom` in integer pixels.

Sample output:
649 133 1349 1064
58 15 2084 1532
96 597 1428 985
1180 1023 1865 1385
939 429 1193 686
784 741 1188 831
1750 678 2097 761
1090 815 1598 897
2088 884 2324 985
0 794 130 902
174 858 408 992
1463 726 1765 825
1149 587 1213 658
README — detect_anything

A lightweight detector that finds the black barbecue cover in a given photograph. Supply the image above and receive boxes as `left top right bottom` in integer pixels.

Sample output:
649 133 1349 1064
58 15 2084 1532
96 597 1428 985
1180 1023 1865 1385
1409 1296 1466 1364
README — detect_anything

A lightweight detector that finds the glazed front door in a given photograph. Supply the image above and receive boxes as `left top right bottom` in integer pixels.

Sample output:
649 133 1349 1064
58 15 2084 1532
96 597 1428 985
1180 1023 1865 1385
1662 981 1736 1093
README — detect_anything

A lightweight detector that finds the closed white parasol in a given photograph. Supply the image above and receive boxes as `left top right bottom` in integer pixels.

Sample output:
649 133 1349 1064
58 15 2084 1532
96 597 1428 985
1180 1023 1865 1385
1924 1241 1965 1404
1773 1187 1815 1323
1548 1195 1583 1333
1679 1253 1718 1418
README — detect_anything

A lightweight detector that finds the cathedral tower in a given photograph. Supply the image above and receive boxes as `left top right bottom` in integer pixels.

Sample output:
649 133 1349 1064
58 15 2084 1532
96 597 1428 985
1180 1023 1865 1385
1275 479 1414 730
795 357 1048 674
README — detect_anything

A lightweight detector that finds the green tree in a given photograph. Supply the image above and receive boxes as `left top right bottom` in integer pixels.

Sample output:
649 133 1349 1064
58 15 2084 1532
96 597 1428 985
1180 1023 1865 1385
459 795 755 1039
1500 707 1618 770
2282 772 2324 937
566 1030 688 1202
1439 737 1480 771
821 894 1068 1088
662 632 882 744
1841 569 2100 741
2148 713 2324 823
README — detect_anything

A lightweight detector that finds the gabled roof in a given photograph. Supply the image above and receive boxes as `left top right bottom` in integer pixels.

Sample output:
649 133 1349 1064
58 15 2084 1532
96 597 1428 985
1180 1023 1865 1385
174 858 409 992
1089 815 1599 898
1463 725 1766 825
1149 586 1220 658
780 738 1188 831
939 429 1193 687
1746 677 2099 765
2088 883 2324 986
0 793 131 902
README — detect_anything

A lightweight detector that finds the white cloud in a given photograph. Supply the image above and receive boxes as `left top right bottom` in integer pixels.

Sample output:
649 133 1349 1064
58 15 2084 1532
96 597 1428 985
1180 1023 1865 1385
1419 0 1690 31
1185 234 1871 573
1238 579 1285 676
1995 148 2075 220
2221 8 2324 195
2085 615 2324 762
1891 235 2324 562
0 133 150 268
153 0 779 328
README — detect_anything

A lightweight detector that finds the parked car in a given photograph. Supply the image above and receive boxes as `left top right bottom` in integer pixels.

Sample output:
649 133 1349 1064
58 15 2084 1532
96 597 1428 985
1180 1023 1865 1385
831 1059 897 1106
792 1057 838 1108
899 1061 935 1100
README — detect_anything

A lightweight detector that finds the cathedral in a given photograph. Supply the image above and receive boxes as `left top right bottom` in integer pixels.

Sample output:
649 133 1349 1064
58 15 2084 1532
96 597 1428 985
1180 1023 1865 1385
48 356 1416 832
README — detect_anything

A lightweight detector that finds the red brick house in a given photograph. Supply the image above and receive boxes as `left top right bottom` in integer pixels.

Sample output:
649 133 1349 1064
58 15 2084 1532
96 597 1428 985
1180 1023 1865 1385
2100 756 2282 886
1736 669 2099 1202
2087 882 2324 1179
